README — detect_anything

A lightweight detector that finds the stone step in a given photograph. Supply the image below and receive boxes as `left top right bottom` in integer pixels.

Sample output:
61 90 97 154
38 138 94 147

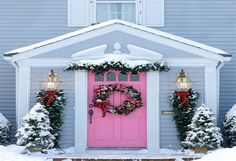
53 158 199 161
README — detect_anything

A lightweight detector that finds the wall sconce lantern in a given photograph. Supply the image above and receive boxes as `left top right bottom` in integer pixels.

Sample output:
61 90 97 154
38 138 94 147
175 69 192 91
42 70 61 91
174 69 192 105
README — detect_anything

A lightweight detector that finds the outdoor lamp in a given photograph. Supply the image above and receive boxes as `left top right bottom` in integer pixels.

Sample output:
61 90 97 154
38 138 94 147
175 69 191 91
42 69 61 90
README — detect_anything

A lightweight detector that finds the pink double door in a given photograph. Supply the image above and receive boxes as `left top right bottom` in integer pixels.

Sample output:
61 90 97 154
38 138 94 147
88 71 147 148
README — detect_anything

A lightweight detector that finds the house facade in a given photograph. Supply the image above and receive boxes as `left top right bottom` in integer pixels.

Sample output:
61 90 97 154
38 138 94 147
0 0 235 153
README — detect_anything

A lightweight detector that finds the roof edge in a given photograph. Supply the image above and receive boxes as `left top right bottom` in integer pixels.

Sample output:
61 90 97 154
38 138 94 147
3 19 231 61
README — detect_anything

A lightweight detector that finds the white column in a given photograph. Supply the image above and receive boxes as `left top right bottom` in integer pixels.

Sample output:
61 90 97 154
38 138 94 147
74 71 88 153
205 66 218 119
17 65 31 128
147 72 160 153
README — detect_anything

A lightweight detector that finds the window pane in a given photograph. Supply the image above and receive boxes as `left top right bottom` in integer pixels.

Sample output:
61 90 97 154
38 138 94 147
130 73 140 81
95 73 104 81
118 73 128 81
96 3 136 23
107 72 116 81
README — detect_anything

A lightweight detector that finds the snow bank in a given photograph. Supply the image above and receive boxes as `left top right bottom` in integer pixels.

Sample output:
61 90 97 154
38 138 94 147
0 145 50 161
195 147 236 161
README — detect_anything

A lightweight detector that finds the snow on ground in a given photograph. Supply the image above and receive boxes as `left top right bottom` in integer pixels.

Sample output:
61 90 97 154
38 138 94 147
194 146 236 161
0 145 49 161
3 144 236 161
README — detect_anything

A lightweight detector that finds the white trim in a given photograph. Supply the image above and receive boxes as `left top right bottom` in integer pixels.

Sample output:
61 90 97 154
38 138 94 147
74 70 160 154
167 58 218 67
127 44 163 61
205 66 218 119
74 71 88 153
71 44 107 60
147 71 160 153
17 65 31 128
15 58 219 68
17 58 72 67
216 63 224 125
116 25 227 62
142 0 164 27
3 20 230 62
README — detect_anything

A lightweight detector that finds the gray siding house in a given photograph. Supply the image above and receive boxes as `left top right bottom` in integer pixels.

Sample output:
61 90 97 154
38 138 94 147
0 0 235 153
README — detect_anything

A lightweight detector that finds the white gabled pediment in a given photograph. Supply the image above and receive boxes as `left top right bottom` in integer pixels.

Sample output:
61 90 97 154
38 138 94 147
71 42 164 62
71 44 107 61
127 44 163 61
3 19 231 63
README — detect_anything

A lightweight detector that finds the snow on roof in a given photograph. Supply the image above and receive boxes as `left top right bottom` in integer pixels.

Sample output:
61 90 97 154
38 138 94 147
75 54 157 68
3 19 230 58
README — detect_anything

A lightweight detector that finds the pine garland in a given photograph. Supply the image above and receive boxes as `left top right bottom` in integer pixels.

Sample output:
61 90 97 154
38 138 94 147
169 88 199 144
65 60 169 74
36 89 66 148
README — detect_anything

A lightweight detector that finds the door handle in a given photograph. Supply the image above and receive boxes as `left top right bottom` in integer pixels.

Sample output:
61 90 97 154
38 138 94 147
89 104 94 124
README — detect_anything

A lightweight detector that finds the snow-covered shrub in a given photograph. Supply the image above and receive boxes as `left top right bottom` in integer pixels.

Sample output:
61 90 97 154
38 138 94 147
222 104 236 147
0 113 11 144
182 104 223 150
15 103 55 150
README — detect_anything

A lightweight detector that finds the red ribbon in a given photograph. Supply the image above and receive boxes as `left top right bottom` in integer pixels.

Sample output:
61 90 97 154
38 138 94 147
175 91 190 106
38 91 58 106
93 101 109 117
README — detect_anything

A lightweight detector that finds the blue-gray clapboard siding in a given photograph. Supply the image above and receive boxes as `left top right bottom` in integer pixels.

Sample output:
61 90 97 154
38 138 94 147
0 0 235 146
160 67 205 148
30 67 75 147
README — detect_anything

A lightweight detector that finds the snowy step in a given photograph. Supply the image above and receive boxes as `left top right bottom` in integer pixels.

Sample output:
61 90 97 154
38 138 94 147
53 158 199 161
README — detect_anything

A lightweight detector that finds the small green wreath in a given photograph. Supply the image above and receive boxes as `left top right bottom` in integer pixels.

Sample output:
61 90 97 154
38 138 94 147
93 84 143 117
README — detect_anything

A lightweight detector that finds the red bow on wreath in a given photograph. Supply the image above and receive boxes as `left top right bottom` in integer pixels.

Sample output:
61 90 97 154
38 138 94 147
38 91 58 106
93 100 110 117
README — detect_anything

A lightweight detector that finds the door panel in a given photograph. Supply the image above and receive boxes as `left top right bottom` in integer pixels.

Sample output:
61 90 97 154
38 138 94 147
88 71 147 147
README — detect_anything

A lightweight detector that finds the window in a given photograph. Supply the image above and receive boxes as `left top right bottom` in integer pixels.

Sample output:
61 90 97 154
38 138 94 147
96 0 136 23
106 72 116 81
68 0 164 27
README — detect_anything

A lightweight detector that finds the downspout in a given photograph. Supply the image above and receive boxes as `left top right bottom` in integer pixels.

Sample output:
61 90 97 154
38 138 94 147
216 62 224 125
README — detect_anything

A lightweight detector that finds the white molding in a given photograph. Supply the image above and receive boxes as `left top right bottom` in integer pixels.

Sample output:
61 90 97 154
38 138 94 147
74 71 88 153
142 0 164 27
205 66 218 119
74 71 160 154
11 25 117 62
17 58 72 67
16 58 219 67
147 72 160 153
5 21 229 62
17 65 31 128
71 44 107 60
167 58 218 67
116 25 227 62
127 44 163 61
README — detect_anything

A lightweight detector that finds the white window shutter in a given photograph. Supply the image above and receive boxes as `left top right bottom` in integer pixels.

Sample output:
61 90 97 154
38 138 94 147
141 0 164 27
68 0 91 26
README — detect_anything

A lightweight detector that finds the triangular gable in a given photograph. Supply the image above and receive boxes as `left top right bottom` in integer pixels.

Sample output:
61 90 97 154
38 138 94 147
3 19 231 62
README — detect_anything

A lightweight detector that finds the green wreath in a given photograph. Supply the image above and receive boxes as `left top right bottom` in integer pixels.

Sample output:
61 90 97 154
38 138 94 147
93 84 142 117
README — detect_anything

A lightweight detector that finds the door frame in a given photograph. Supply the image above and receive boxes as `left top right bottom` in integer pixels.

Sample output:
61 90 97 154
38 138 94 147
74 71 160 154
